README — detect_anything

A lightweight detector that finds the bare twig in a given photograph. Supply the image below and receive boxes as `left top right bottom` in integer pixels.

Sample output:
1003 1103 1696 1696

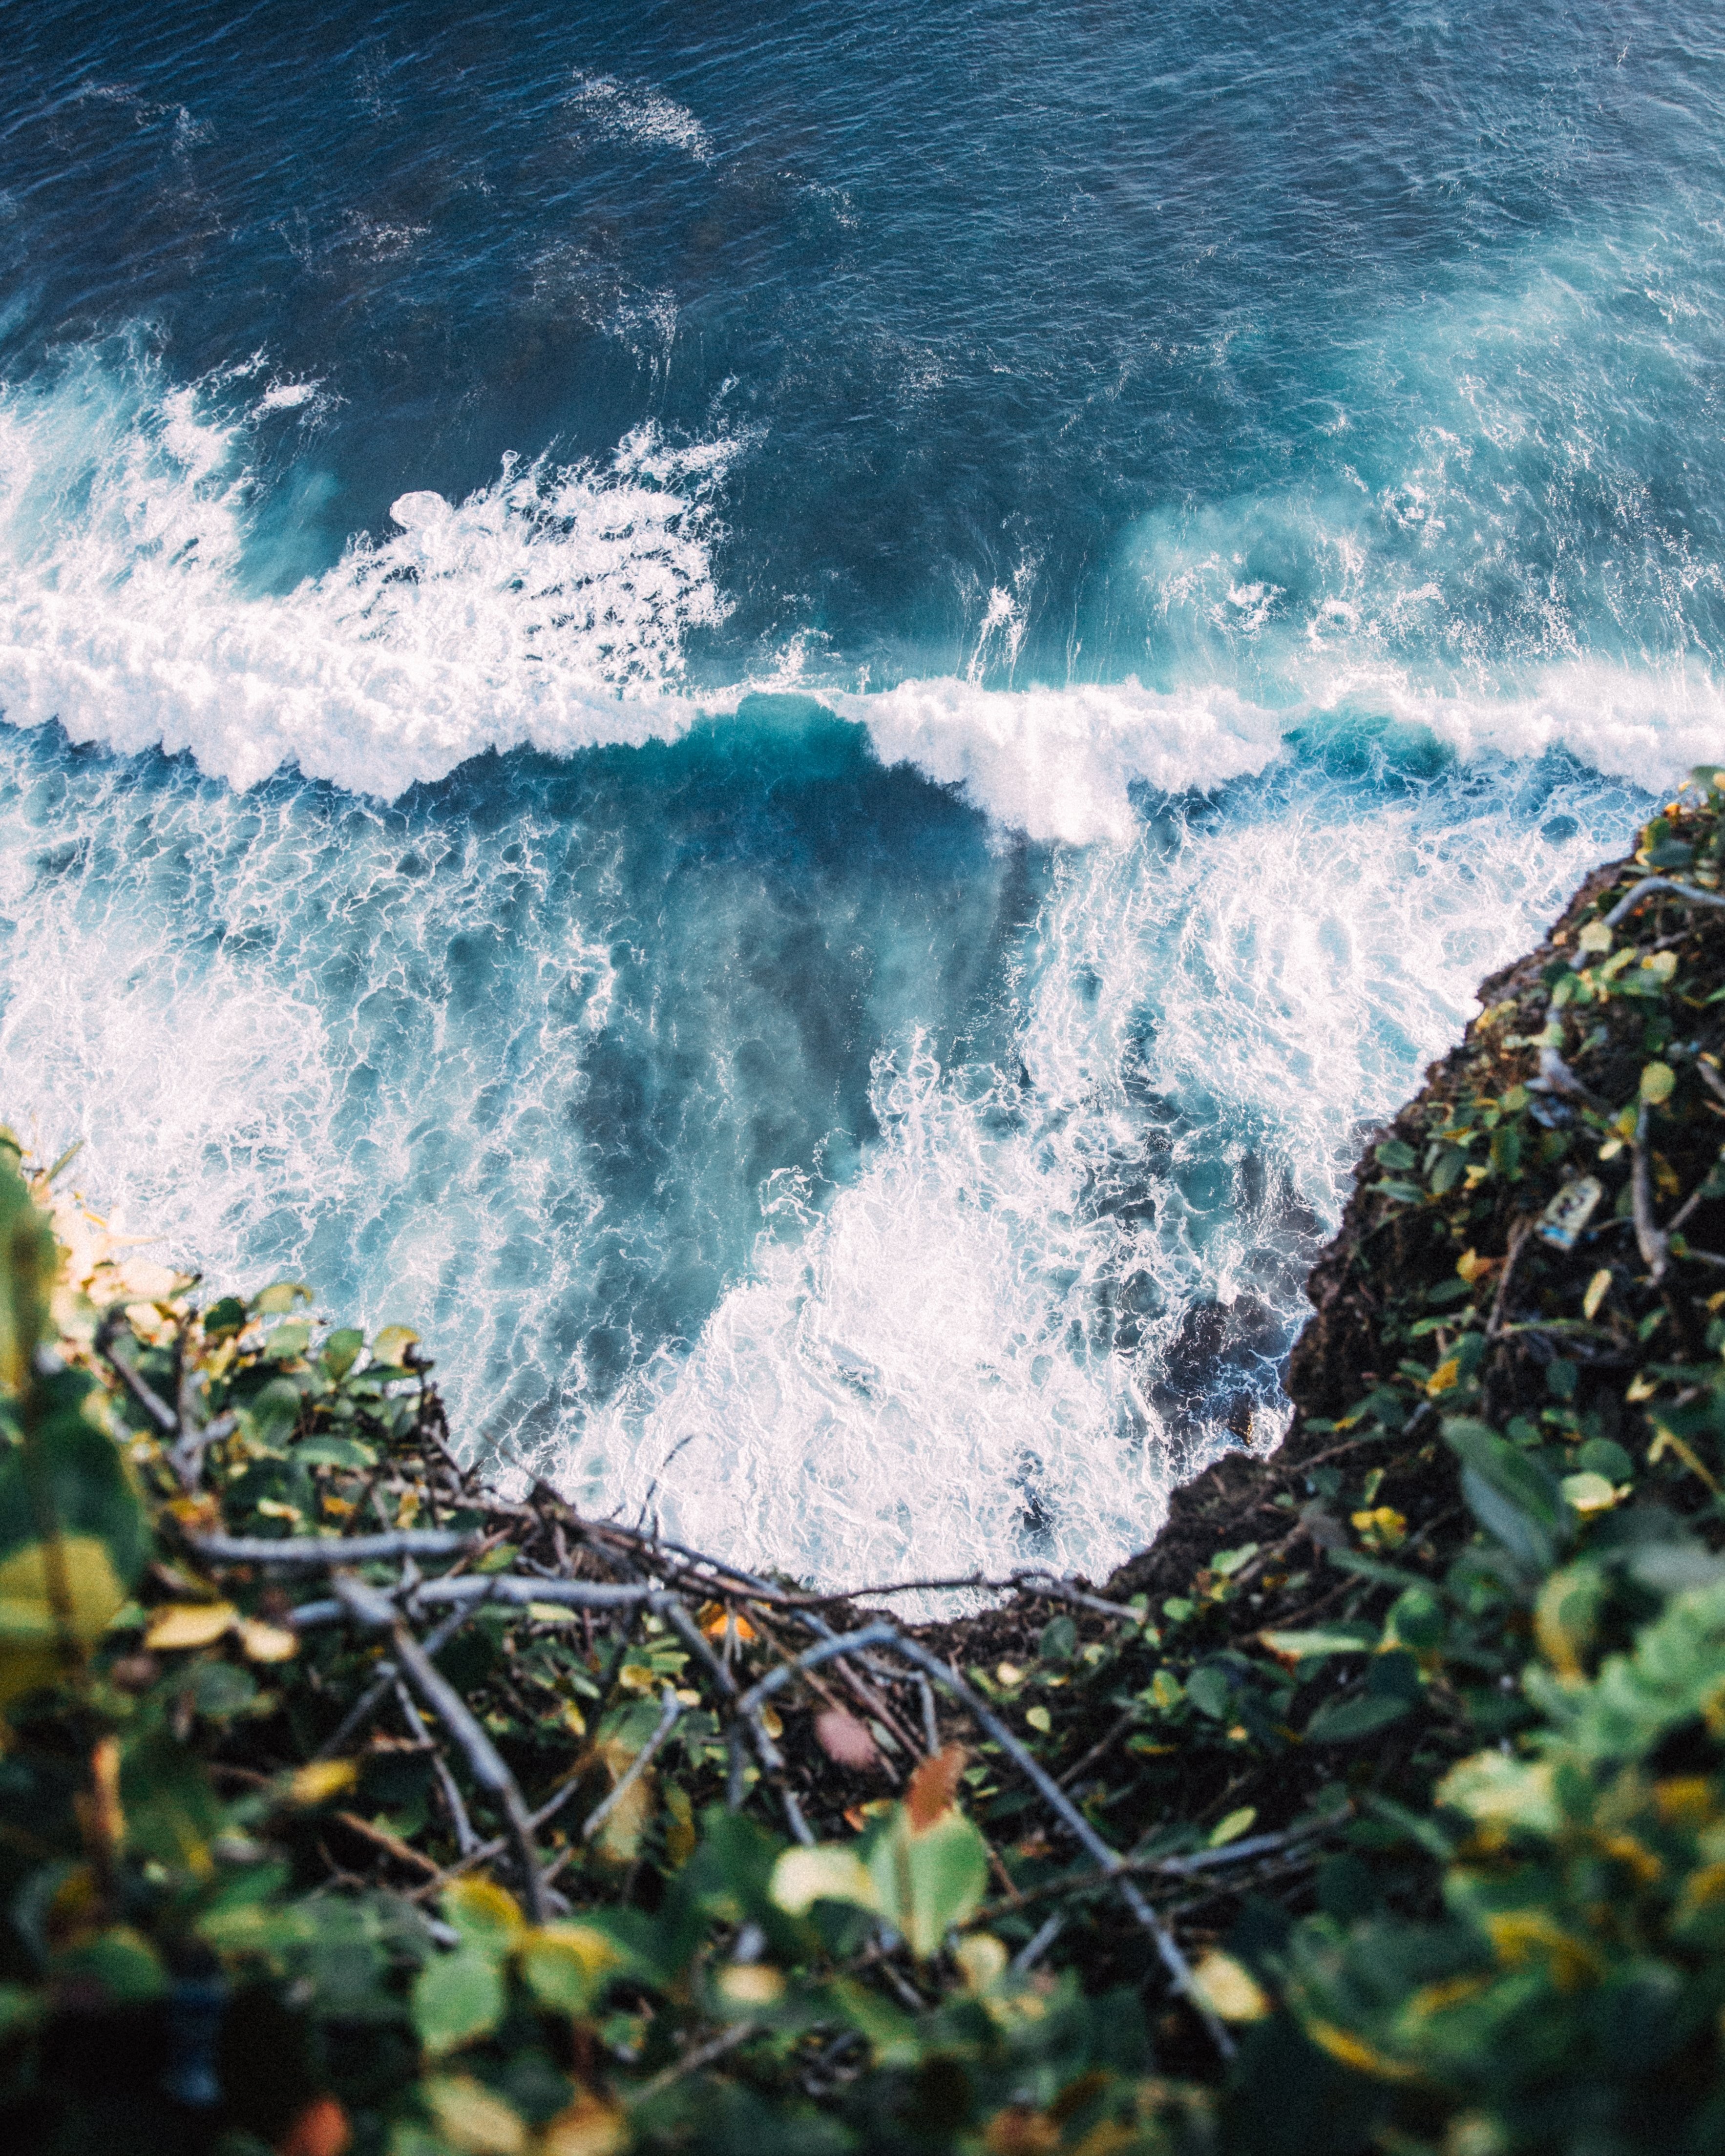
629 2020 758 2104
582 1689 683 1842
1632 1104 1670 1283
331 1577 547 1924
1602 876 1725 930
191 1528 480 1566
884 1633 1236 2060
732 1625 1233 2059
96 1313 178 1435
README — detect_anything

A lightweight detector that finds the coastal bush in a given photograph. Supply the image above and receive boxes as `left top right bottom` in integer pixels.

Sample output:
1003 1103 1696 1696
3 775 1725 2153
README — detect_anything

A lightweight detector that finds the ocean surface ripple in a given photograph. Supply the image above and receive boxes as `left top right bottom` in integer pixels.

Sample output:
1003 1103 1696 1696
0 0 1715 1587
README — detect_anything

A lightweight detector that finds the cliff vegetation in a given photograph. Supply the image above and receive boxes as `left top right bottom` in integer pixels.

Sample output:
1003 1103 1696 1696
6 776 1725 2155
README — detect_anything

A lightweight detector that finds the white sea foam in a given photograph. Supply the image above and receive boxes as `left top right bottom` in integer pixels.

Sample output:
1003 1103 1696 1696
568 73 713 162
0 345 1714 842
532 762 1641 1592
0 341 1689 1594
0 348 732 794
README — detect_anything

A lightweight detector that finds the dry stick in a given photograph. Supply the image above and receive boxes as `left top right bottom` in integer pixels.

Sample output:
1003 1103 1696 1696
731 1626 1234 2061
1601 875 1725 930
749 1609 907 1782
1693 1059 1725 1115
579 1514 1140 1626
97 1319 179 1435
659 1599 815 1846
629 2020 759 2105
1631 1103 1670 1283
394 1678 481 1856
192 1528 480 1566
1056 1704 1139 1790
312 1607 471 1761
886 1635 1235 2062
1485 1222 1536 1338
413 1757 616 1900
332 1577 548 1925
969 1823 1339 1930
332 1808 444 1879
581 1689 684 1845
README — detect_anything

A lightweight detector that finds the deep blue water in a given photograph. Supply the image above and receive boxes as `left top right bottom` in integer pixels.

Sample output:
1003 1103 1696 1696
0 1 1710 1584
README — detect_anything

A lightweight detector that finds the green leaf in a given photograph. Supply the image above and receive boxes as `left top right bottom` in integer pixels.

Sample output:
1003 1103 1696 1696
252 1280 313 1316
0 1162 56 1397
518 1924 627 2016
1209 1806 1258 1847
1261 1629 1375 1661
1641 1061 1676 1106
865 1806 990 1958
1442 1417 1564 1571
0 1983 42 2043
1304 1692 1413 1742
321 1327 365 1380
411 1947 506 2058
295 1437 377 1471
0 1387 148 1705
51 1926 166 2006
1376 1138 1418 1172
262 1321 312 1364
1187 1666 1234 1719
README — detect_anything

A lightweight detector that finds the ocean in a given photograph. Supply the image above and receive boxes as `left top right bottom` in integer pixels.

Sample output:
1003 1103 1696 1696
0 0 1712 1589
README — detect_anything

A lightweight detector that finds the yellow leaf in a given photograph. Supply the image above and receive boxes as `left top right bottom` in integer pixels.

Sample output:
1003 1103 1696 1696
1641 1061 1675 1106
0 1537 128 1708
518 1925 624 2015
1582 1268 1612 1321
1577 921 1613 955
1300 2018 1423 2083
1560 1471 1619 1515
759 1703 783 1741
1191 1950 1268 2023
994 1662 1024 1688
1024 1704 1052 1734
1455 1249 1497 1284
590 1749 653 1866
236 1617 299 1663
144 1602 237 1651
663 1782 696 1869
539 2091 629 2156
369 1325 420 1368
446 1878 526 1948
770 1844 880 1918
953 1933 1009 1993
288 1758 358 1807
424 2074 528 2156
716 1963 784 2008
1425 1359 1460 1397
1483 1911 1602 1990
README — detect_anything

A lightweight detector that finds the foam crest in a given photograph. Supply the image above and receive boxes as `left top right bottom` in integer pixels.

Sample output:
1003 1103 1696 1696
568 73 713 162
537 758 1643 1594
832 678 1287 845
0 349 733 794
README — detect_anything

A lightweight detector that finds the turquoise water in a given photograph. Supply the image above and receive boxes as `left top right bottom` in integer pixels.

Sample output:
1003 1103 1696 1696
0 2 1708 1584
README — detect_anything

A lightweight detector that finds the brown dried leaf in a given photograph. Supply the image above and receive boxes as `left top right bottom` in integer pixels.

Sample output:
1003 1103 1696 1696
815 1708 881 1771
905 1743 967 1832
275 2095 352 2156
